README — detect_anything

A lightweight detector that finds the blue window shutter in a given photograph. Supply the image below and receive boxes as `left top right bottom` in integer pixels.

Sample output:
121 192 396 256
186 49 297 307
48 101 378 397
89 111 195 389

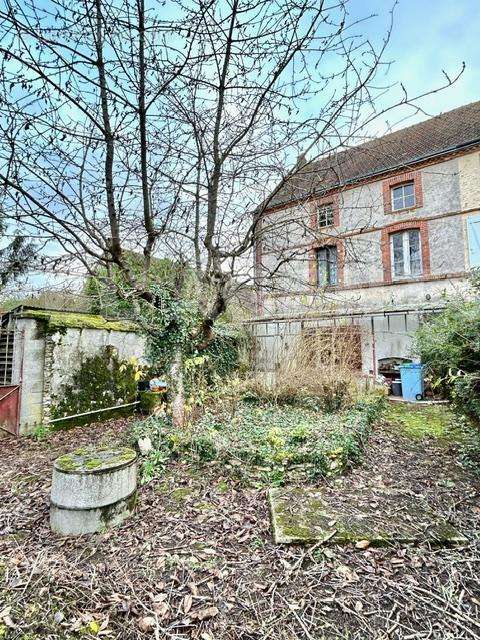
467 214 480 267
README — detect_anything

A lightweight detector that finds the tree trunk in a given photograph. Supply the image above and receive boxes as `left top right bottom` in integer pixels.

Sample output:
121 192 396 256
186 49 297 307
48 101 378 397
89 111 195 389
170 346 185 428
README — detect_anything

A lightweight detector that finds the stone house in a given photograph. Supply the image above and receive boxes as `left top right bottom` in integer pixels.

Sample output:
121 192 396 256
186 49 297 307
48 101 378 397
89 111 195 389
251 101 480 380
0 306 145 435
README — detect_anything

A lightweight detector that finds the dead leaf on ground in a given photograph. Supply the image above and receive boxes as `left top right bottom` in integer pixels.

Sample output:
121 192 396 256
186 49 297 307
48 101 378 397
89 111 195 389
138 616 156 633
183 594 193 614
192 606 219 621
355 539 371 549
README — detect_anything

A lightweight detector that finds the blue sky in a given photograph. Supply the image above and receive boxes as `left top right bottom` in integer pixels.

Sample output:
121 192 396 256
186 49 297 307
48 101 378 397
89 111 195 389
4 0 480 298
351 0 480 131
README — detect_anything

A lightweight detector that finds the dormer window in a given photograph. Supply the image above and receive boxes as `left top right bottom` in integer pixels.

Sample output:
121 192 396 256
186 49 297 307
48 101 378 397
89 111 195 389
317 203 334 228
391 181 415 211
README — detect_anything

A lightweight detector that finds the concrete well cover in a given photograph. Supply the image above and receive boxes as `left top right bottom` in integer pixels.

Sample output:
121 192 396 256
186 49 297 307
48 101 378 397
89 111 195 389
50 447 138 535
269 486 467 546
51 447 137 510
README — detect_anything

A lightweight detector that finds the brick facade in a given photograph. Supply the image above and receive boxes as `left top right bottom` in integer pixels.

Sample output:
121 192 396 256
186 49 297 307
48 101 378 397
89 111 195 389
255 147 479 316
382 170 423 214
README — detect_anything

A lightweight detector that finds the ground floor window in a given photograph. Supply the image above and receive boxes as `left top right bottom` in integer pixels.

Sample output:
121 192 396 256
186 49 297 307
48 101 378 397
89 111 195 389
316 245 338 285
390 229 422 278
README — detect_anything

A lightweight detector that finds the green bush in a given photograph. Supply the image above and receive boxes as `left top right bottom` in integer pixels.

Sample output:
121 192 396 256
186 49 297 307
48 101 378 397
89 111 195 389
452 373 480 420
414 280 480 421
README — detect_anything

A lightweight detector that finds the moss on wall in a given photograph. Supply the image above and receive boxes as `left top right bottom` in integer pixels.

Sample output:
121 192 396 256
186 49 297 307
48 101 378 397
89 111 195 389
17 309 137 333
50 347 139 422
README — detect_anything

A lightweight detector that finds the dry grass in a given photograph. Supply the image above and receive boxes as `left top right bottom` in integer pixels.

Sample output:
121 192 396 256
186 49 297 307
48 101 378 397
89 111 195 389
244 325 363 411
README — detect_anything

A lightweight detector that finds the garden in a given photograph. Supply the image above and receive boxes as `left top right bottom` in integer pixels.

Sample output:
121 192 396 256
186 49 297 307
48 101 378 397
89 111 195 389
1 315 480 639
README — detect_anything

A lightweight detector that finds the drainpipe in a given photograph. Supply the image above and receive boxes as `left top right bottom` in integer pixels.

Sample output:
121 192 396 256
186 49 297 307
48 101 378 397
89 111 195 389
370 316 377 376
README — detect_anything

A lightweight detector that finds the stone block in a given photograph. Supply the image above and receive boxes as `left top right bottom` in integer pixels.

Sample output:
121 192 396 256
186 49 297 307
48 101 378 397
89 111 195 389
269 486 467 546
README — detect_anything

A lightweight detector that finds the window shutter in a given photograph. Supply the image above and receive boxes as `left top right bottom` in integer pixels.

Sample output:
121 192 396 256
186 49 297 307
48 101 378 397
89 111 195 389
467 214 480 267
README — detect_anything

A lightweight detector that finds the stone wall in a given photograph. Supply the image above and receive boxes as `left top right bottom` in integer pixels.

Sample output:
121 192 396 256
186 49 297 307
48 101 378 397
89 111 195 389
13 318 45 432
16 320 146 434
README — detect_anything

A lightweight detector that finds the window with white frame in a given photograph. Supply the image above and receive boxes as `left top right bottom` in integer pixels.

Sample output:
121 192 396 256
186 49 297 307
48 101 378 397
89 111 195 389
317 203 334 228
390 229 422 278
316 245 338 285
391 181 415 211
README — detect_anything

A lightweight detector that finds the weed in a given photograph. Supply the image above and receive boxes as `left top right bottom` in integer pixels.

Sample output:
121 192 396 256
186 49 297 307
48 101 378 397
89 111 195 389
30 423 52 441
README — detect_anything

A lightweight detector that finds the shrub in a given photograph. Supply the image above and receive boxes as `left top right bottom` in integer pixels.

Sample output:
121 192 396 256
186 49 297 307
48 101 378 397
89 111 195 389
241 328 360 412
414 272 480 422
451 373 480 420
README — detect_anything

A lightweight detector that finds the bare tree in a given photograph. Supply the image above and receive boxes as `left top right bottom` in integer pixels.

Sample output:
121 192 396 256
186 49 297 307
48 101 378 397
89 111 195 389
0 0 461 425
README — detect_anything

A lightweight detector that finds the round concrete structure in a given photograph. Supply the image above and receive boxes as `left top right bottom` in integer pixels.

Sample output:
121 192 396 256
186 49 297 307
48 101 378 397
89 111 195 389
50 447 137 536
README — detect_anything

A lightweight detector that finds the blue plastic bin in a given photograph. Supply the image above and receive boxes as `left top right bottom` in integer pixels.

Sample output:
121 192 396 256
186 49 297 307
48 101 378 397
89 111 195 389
399 363 424 401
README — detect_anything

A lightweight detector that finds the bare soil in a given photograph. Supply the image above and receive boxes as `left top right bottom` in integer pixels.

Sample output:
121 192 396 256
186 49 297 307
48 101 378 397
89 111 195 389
1 413 479 639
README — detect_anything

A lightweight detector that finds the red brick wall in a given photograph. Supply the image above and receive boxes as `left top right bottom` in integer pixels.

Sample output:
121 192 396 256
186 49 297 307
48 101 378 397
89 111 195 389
382 170 423 214
381 219 430 283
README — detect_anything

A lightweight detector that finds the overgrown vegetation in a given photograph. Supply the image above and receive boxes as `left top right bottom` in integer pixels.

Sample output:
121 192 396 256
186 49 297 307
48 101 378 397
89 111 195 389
413 271 480 469
130 395 385 486
414 270 480 422
242 327 362 412
129 324 384 485
149 320 252 395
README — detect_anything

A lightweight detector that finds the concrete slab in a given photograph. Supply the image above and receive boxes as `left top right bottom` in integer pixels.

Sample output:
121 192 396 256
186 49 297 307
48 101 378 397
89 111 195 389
269 486 467 545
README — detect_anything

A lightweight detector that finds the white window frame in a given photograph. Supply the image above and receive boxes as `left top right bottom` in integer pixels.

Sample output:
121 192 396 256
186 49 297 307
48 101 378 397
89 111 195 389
391 181 415 211
390 229 422 279
317 203 334 228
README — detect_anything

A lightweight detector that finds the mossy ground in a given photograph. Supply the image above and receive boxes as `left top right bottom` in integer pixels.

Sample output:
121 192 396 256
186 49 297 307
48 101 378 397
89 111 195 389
386 402 461 442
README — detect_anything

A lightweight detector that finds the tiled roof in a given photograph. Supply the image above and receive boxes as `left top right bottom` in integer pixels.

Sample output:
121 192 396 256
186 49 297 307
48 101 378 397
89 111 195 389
268 101 480 209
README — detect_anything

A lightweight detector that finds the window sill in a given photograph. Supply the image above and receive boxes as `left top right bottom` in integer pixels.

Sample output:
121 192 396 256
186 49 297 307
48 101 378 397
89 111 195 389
390 274 424 284
313 283 340 290
387 204 421 214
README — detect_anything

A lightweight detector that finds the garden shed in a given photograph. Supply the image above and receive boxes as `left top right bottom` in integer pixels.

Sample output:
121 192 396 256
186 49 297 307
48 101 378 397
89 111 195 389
0 306 146 435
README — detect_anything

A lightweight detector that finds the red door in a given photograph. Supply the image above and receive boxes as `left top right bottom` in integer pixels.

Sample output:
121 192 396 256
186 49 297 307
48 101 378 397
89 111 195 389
0 385 20 435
